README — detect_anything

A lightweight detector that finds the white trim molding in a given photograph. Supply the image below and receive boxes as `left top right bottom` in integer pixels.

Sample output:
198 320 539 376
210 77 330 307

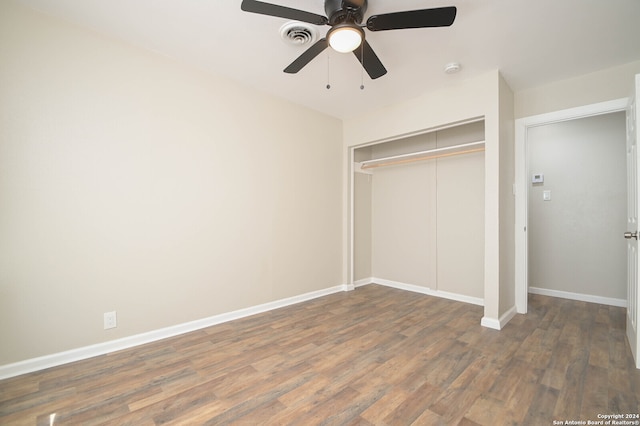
529 286 627 308
370 277 484 306
0 284 351 380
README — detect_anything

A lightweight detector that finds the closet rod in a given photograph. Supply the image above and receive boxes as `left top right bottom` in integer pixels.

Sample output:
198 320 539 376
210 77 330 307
360 141 485 170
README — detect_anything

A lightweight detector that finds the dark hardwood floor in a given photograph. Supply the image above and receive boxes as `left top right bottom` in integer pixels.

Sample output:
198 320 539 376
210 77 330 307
1 284 639 425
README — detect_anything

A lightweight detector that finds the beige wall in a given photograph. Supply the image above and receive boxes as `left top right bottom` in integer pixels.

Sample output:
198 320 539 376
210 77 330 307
515 61 640 119
344 73 494 147
527 112 627 299
0 2 343 365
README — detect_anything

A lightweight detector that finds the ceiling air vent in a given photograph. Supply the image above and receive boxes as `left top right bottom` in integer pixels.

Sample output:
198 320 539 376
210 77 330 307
279 21 318 46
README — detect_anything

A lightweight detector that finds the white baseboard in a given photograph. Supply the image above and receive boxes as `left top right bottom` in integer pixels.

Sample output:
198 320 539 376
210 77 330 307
481 316 501 330
343 283 356 291
482 305 518 330
353 277 374 287
529 286 627 308
370 277 484 306
500 306 518 328
0 284 350 380
367 277 516 330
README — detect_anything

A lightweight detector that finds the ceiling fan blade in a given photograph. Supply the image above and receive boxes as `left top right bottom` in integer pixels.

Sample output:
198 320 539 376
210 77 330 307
353 40 387 80
284 38 329 74
241 0 328 26
366 6 457 31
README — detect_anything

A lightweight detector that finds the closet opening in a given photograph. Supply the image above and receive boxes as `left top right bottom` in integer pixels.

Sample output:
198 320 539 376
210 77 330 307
350 119 486 306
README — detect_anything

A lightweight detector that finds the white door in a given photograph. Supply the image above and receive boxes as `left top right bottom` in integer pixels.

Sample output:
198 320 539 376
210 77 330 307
626 74 640 369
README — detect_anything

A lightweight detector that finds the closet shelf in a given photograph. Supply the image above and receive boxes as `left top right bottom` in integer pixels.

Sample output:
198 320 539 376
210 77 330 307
359 140 485 170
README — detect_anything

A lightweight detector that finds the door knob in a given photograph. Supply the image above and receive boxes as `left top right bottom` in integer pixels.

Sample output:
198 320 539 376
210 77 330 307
624 231 638 240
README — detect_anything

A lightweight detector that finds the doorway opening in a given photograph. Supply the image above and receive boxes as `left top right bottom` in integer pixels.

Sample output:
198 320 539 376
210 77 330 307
515 99 629 313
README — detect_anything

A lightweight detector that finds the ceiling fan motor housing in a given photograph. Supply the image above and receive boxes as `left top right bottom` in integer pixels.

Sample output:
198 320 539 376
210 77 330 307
325 0 368 25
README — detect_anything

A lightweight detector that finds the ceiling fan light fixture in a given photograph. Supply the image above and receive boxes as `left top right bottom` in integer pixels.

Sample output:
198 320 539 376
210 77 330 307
327 24 364 53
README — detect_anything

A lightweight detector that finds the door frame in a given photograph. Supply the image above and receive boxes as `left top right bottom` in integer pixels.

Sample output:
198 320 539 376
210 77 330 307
514 98 629 314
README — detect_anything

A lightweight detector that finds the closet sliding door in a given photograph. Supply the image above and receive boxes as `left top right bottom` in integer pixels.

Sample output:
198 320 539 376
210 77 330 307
372 157 437 288
354 172 372 282
436 138 485 299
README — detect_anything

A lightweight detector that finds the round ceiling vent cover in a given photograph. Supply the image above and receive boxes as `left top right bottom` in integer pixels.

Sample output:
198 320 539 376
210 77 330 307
279 21 318 46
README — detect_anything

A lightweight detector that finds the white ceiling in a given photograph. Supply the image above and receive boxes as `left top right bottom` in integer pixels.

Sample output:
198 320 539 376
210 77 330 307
14 0 640 119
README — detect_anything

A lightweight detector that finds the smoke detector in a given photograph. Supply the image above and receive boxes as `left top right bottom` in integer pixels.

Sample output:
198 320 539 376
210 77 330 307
444 62 461 74
279 21 318 46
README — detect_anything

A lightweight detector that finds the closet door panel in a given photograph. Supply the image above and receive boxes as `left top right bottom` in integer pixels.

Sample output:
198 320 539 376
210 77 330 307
436 151 485 298
354 172 372 281
371 162 437 288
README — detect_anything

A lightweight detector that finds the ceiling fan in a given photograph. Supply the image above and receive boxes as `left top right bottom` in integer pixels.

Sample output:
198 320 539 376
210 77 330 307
241 0 457 80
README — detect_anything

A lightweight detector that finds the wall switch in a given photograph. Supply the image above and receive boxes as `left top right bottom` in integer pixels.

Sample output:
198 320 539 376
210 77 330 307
104 311 117 329
543 190 551 201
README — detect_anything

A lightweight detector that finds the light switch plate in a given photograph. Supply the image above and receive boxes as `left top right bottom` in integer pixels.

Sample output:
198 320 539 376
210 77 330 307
543 190 551 201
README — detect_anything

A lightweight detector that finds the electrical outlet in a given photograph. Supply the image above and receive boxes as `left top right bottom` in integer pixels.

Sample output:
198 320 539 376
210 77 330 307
104 311 117 329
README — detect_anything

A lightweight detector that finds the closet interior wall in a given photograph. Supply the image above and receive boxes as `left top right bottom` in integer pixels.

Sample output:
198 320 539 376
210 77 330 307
354 121 486 300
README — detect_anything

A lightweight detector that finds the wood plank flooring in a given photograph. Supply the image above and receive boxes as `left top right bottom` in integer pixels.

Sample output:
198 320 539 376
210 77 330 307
1 284 639 425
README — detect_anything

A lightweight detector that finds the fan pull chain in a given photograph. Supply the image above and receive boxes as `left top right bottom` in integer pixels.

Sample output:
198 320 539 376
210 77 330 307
326 54 331 90
360 42 365 90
